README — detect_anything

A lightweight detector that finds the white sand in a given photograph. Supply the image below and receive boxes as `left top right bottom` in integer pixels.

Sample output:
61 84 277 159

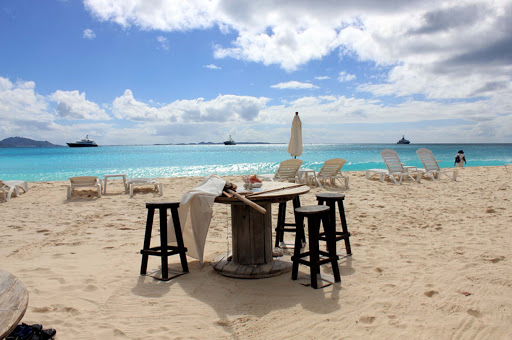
1 167 511 339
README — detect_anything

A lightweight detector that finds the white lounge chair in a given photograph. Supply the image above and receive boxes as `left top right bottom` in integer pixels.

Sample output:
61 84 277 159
365 169 389 182
316 158 349 188
67 176 102 199
0 180 28 201
273 159 303 183
126 178 162 198
377 149 422 185
416 148 457 181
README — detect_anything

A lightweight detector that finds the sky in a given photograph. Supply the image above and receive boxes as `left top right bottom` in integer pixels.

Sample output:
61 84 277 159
1 0 512 145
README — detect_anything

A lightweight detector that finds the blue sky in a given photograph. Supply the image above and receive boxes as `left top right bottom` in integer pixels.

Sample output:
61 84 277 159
1 0 511 145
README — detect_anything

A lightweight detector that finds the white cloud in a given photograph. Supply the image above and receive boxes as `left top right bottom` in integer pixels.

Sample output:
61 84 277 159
112 89 268 123
50 90 110 120
112 89 163 121
271 81 319 89
83 0 512 101
0 77 50 123
84 0 216 31
204 64 221 70
0 76 60 140
315 76 330 80
83 28 96 39
338 71 356 82
156 35 169 50
1 72 511 145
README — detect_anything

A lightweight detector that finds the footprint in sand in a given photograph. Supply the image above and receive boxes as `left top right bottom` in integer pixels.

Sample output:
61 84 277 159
83 284 98 292
424 290 439 297
488 256 505 263
467 309 482 318
359 316 376 324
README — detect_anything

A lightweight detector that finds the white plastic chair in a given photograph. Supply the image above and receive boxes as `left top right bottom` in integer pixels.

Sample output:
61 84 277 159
0 180 28 201
378 149 422 185
67 176 102 199
416 148 457 181
126 178 162 198
273 159 303 183
316 158 349 188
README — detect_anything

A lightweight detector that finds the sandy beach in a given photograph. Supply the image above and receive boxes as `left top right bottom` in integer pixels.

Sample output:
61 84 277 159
1 166 511 339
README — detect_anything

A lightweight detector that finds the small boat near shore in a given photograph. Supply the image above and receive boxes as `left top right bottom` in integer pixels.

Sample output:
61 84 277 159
397 135 410 144
224 135 236 145
67 135 98 147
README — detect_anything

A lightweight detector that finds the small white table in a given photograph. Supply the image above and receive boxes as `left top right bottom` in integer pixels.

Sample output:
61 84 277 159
103 174 127 194
297 169 320 186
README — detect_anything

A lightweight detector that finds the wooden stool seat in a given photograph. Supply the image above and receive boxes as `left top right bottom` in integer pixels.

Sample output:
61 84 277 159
140 202 188 280
316 192 352 256
291 205 341 289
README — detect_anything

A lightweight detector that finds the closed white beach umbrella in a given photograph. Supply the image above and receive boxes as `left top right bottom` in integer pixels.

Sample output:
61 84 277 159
287 112 303 158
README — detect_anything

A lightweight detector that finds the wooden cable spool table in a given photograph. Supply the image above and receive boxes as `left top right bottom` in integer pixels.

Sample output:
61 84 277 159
212 182 310 278
0 270 29 339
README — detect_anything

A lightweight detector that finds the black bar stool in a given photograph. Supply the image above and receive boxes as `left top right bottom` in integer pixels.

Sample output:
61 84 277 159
291 205 341 289
274 196 305 247
140 202 188 280
316 193 352 256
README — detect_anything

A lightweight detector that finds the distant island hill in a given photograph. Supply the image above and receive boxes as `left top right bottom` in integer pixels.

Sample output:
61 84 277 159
0 137 63 148
0 137 270 148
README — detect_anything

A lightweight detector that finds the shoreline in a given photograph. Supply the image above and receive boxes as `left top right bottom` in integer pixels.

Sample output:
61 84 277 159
1 164 508 184
2 166 511 339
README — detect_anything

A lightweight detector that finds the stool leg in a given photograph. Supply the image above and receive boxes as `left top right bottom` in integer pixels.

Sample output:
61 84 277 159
170 206 189 273
292 196 305 246
291 214 305 281
338 200 352 255
326 200 337 254
275 202 286 247
323 214 341 282
308 215 321 289
159 208 169 279
140 207 155 275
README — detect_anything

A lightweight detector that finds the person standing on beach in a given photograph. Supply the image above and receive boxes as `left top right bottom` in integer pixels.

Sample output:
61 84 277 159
454 150 466 167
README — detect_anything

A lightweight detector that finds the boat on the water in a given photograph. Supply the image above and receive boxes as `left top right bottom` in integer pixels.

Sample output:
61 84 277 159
224 135 236 145
397 135 410 144
67 135 98 147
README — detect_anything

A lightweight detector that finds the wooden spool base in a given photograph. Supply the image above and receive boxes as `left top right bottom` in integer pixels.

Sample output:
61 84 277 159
211 252 292 279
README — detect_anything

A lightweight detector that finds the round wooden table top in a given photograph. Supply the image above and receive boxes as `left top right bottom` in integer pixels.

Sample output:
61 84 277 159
215 182 310 204
0 270 29 339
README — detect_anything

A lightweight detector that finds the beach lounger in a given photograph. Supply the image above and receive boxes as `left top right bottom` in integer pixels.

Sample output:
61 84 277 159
316 158 349 188
126 178 163 198
0 180 29 201
365 169 388 182
416 148 457 181
378 149 422 185
67 176 102 199
273 159 303 183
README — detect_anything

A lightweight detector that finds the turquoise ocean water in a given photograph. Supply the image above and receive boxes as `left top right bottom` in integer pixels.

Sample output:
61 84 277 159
1 144 511 182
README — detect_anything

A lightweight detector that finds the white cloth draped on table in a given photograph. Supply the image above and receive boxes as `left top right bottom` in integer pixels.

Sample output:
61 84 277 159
167 174 226 266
